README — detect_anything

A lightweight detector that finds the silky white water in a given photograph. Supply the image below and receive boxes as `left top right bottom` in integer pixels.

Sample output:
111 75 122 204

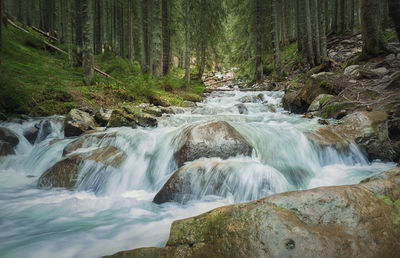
0 90 396 258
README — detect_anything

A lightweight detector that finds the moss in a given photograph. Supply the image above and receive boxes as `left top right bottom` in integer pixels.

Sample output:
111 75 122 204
1 25 205 116
366 90 379 99
320 102 357 119
320 80 328 87
319 95 332 106
375 193 394 206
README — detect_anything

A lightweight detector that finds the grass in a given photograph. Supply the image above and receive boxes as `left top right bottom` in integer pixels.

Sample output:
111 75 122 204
0 24 205 117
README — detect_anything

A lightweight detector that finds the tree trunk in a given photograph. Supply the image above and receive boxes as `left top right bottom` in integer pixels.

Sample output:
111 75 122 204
389 0 400 42
136 0 146 72
312 0 321 65
304 0 314 66
255 0 263 82
349 0 355 31
162 0 170 75
296 0 304 53
128 0 134 61
271 0 281 74
0 0 2 59
184 0 190 87
361 0 384 57
150 0 162 76
75 0 83 65
82 0 95 85
319 0 327 60
142 0 150 73
281 0 288 46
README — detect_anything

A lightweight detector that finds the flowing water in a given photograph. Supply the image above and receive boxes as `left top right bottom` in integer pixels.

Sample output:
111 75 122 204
0 89 396 258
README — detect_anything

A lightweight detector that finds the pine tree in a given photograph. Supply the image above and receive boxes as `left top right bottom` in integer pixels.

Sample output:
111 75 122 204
254 0 263 82
360 0 385 57
389 0 400 41
184 0 190 87
82 0 95 85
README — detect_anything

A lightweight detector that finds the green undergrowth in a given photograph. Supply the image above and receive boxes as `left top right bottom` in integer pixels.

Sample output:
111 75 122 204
0 24 205 117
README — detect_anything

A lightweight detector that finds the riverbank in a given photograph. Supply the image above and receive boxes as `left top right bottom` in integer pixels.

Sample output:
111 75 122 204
0 25 205 118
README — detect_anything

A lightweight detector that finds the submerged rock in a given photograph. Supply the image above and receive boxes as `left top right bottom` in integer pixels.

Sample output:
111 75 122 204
38 146 127 189
62 132 117 156
23 120 52 144
64 109 96 137
309 111 396 161
235 103 249 114
106 169 400 258
174 121 253 167
239 93 264 103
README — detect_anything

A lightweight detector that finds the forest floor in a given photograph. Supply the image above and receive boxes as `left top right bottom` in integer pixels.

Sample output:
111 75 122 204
0 24 205 118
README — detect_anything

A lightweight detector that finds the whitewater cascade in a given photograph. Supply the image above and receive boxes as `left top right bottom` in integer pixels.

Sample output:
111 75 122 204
0 90 396 258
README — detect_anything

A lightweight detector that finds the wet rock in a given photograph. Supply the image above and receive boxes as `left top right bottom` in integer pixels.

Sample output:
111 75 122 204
0 127 19 147
174 121 253 167
107 109 137 128
0 142 15 157
388 118 400 141
94 109 112 127
239 94 264 103
0 127 19 157
38 146 126 189
235 104 248 115
307 94 334 113
62 132 116 156
24 120 53 144
282 77 337 114
107 169 400 258
153 160 232 204
310 111 396 161
344 65 360 76
0 112 7 121
123 105 158 127
23 124 40 144
181 101 197 108
64 109 96 137
138 104 163 117
161 106 185 115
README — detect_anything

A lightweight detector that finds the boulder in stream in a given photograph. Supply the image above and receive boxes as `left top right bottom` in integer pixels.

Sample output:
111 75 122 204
64 109 97 137
106 168 400 258
309 111 396 161
153 158 287 204
38 146 127 189
0 127 19 157
174 121 253 167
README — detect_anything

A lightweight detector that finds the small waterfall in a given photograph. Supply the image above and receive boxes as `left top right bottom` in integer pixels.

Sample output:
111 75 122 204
0 90 396 258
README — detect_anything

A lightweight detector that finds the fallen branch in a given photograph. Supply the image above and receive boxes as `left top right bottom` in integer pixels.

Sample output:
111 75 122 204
7 18 120 83
30 25 58 41
7 18 29 33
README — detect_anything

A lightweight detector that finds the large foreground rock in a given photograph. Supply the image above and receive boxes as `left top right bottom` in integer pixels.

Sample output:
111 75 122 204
153 159 287 204
105 168 400 258
0 127 19 157
309 111 396 161
37 146 126 189
64 109 96 137
174 121 253 167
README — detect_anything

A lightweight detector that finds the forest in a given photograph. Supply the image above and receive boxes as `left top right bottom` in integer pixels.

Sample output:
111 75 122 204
1 0 400 257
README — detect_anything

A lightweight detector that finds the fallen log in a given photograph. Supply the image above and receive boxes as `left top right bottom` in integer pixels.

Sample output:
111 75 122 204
7 18 120 83
30 26 58 41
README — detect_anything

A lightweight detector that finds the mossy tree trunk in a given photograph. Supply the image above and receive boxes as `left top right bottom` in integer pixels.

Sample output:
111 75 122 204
150 0 162 76
82 0 95 85
254 0 263 82
184 0 190 87
389 0 400 42
360 0 385 57
161 0 170 75
271 0 281 74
